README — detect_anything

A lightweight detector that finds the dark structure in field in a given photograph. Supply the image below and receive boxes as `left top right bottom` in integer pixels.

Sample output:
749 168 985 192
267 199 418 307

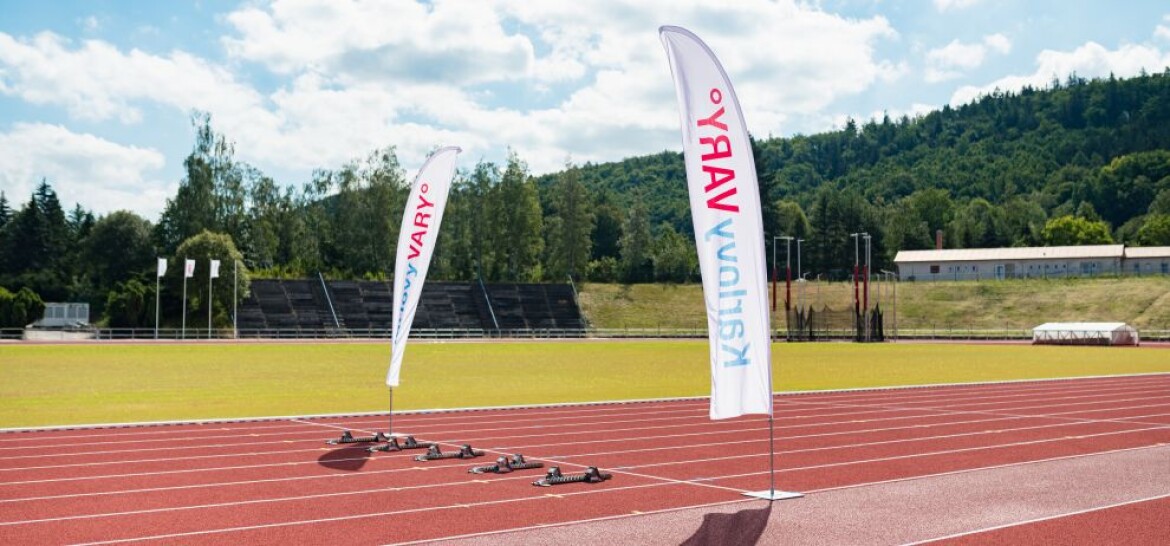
236 280 585 336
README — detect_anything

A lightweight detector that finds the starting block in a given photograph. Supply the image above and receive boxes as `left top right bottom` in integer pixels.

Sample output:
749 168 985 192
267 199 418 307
469 454 544 474
326 431 391 445
366 435 427 453
413 443 484 461
532 466 612 487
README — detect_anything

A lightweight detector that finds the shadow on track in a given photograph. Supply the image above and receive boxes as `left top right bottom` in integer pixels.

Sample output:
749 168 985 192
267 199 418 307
681 503 772 546
317 446 370 471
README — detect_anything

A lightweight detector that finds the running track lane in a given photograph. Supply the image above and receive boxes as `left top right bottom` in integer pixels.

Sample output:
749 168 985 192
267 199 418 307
0 374 1166 545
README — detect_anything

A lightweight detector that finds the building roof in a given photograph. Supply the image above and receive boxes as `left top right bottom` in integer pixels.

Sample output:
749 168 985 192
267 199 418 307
1123 246 1170 259
894 245 1124 264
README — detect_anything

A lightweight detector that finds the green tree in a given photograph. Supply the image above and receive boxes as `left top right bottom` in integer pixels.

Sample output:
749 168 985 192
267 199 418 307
544 164 594 281
155 113 251 253
105 279 150 328
492 153 544 281
1002 197 1048 246
170 231 250 330
0 287 45 327
618 195 654 283
652 223 696 282
1041 215 1114 245
82 211 154 295
327 147 407 275
950 199 1009 248
1136 214 1170 245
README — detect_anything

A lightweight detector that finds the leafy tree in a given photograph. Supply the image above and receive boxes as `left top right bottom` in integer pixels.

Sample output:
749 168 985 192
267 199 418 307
618 195 654 283
155 113 251 253
544 164 594 281
0 286 45 327
492 153 544 281
950 198 1009 248
1136 214 1170 245
652 223 696 283
1150 189 1170 215
1002 197 1048 246
326 147 407 275
169 231 250 329
105 279 150 328
82 211 154 295
1041 215 1114 245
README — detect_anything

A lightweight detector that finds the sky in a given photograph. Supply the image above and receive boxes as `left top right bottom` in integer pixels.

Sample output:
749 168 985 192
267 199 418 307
2 0 1169 220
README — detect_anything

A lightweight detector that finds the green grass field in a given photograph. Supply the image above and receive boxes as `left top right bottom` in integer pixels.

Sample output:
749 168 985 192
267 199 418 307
1 340 1168 429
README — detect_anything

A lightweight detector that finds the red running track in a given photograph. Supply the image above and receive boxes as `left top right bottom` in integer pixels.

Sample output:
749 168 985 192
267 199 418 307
0 374 1167 545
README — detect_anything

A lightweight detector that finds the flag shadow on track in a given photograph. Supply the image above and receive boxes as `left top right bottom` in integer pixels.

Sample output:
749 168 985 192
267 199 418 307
681 504 772 546
317 446 370 472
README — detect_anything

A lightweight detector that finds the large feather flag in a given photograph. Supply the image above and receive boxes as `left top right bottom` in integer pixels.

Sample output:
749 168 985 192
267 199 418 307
386 146 461 387
660 26 773 419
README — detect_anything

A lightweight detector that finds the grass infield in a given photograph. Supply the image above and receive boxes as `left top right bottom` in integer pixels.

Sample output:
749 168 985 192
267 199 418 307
1 340 1168 428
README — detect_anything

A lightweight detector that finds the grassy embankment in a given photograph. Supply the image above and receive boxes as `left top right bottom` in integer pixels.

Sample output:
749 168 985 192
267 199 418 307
576 277 1170 331
2 341 1168 428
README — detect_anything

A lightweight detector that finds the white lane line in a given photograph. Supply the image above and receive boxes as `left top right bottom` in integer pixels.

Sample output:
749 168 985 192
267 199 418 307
899 492 1170 545
4 401 1167 486
64 481 690 546
6 403 1166 477
384 498 758 546
384 444 1170 546
624 425 1170 473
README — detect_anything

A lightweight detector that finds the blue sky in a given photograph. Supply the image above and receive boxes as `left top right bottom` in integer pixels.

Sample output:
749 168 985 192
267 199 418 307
2 0 1169 219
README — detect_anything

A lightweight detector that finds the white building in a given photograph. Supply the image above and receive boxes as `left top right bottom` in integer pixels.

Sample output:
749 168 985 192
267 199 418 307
1123 246 1170 276
893 245 1132 281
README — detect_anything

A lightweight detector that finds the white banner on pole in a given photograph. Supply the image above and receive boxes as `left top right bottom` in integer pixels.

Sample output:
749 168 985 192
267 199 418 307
386 146 461 387
210 259 221 279
184 259 195 278
157 258 167 278
660 26 773 420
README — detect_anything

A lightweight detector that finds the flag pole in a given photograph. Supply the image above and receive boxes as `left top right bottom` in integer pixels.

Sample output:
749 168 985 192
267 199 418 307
388 386 394 436
181 266 188 340
769 414 776 496
154 261 161 340
233 260 238 339
208 268 214 339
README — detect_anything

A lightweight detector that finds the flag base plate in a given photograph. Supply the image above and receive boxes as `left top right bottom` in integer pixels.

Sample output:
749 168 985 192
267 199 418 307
743 489 803 501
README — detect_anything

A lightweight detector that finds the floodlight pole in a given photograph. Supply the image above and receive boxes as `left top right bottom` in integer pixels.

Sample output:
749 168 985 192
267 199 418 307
850 233 861 340
777 236 793 313
796 238 804 311
863 233 871 341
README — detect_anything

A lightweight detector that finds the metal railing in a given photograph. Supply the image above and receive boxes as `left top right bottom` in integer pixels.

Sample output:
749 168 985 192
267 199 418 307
3 325 1167 342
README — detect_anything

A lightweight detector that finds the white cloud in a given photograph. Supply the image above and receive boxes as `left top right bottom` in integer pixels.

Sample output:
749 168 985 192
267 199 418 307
983 33 1011 55
0 123 170 217
925 34 1012 83
951 41 1170 106
933 0 984 12
0 1 900 183
0 31 269 126
1156 15 1170 41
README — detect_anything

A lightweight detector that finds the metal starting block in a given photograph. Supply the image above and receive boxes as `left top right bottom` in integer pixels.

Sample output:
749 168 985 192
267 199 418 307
413 443 484 461
326 431 391 445
366 435 427 453
532 466 612 487
469 454 544 474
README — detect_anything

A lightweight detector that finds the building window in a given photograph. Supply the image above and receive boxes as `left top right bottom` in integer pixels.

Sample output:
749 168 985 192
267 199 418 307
930 265 940 274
